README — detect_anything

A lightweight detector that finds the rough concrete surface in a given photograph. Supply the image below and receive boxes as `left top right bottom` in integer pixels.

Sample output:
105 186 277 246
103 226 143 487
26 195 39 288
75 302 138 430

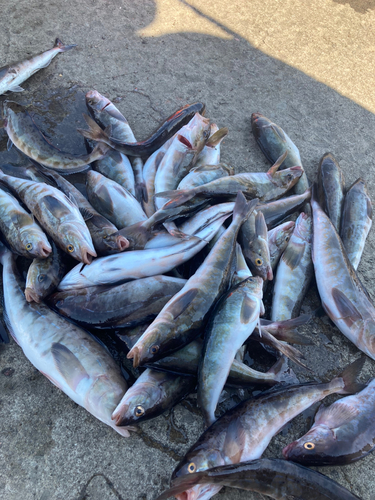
1 1 375 499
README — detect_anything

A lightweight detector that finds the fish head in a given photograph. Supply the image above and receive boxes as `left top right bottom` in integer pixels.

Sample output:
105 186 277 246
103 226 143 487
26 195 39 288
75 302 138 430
282 424 337 465
85 90 126 123
25 260 56 303
101 231 129 253
3 100 27 120
293 213 312 242
59 222 97 264
172 447 225 482
274 166 303 190
111 377 163 426
272 221 295 251
127 321 176 367
244 241 272 281
19 227 52 259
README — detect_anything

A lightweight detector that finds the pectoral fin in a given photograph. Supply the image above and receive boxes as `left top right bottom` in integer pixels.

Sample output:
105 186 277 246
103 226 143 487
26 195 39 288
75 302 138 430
8 84 24 92
51 342 89 392
79 207 94 221
240 294 258 324
41 195 73 219
7 138 13 151
332 287 363 326
168 288 199 320
267 151 288 176
255 211 267 239
315 401 360 427
282 241 306 270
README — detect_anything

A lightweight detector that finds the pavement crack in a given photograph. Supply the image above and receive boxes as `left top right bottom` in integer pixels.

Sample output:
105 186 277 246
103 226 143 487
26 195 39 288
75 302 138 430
77 473 125 500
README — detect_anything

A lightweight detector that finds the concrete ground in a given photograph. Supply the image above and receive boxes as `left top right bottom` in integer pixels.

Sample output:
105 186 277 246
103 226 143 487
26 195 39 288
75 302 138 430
1 0 375 499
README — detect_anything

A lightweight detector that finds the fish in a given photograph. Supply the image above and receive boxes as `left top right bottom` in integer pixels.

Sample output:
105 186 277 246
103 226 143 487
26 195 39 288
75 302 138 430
267 220 295 271
318 152 345 233
311 185 375 360
0 186 51 258
78 102 206 157
155 154 303 207
94 149 136 197
251 111 309 196
198 276 264 426
192 124 228 169
239 210 273 280
57 207 230 291
111 368 195 426
340 178 372 270
169 359 364 500
0 241 134 437
1 101 108 173
283 376 375 466
25 241 67 303
126 193 258 368
48 276 187 329
177 163 234 191
0 170 97 264
86 90 144 200
27 166 129 255
156 458 361 500
271 212 313 321
86 170 147 229
257 188 311 228
0 38 76 95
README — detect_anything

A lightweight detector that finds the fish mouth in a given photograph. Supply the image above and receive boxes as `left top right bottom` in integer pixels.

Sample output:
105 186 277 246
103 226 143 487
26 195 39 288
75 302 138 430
282 441 297 459
25 287 41 303
34 242 52 259
266 267 273 281
127 346 142 368
111 404 130 426
289 166 303 173
81 249 97 265
116 235 129 251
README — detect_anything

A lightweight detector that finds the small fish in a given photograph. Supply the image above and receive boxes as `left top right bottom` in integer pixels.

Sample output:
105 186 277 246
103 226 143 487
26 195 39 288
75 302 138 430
283 376 375 466
198 276 264 426
340 178 372 270
86 170 147 229
78 102 206 157
1 101 108 173
0 170 97 264
239 210 273 280
318 152 345 233
0 38 76 95
169 359 364 500
251 112 309 196
155 154 303 208
0 186 51 258
48 276 186 329
25 241 67 303
311 185 375 360
111 368 195 426
86 90 144 200
156 458 361 500
126 193 258 368
271 213 313 321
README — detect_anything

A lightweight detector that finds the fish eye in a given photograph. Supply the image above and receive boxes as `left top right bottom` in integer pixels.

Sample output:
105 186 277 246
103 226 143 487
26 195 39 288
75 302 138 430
67 244 74 253
285 236 290 241
38 274 46 283
287 174 293 182
25 243 33 251
255 258 263 266
187 463 196 473
134 405 145 417
150 344 159 354
304 442 315 450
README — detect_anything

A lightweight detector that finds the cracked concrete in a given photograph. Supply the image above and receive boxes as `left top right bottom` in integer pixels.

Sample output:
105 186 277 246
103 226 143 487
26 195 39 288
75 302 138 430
1 1 375 499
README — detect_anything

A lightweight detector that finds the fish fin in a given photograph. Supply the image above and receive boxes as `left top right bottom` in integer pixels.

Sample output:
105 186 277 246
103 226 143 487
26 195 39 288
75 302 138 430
270 124 287 143
78 114 109 144
259 328 310 370
281 241 306 270
233 192 259 223
103 104 126 123
155 189 196 209
205 127 228 147
10 211 33 229
68 192 79 208
168 288 199 320
336 357 366 395
240 295 258 324
79 207 94 221
255 211 268 239
267 151 288 176
7 138 13 151
51 342 89 392
54 38 77 52
332 287 363 326
7 84 24 92
315 401 360 427
41 195 72 218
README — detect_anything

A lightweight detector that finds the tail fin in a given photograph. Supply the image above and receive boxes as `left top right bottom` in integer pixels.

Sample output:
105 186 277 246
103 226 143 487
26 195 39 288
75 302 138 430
77 114 110 144
260 314 313 345
336 357 366 394
233 191 259 224
155 188 196 208
54 38 77 52
268 356 299 384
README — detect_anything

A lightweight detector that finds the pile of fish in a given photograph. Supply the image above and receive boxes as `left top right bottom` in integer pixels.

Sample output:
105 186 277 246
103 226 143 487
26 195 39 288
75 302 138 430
1 40 374 500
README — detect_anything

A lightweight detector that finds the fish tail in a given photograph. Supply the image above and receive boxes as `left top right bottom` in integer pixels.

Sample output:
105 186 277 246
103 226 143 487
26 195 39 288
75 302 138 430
54 38 77 52
77 114 109 144
233 191 259 223
154 189 196 209
336 356 366 394
91 142 110 157
267 356 291 383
